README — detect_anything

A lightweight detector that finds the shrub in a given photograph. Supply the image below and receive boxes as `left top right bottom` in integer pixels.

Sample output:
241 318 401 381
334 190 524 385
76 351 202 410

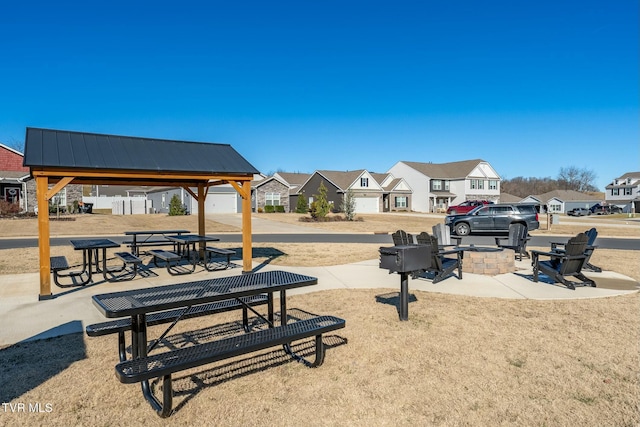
275 205 285 213
310 182 330 219
341 189 356 221
295 194 309 213
0 200 20 215
168 194 187 216
264 205 275 213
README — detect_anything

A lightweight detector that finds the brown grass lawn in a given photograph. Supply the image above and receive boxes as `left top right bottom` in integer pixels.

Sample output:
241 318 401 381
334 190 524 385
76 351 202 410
0 213 639 426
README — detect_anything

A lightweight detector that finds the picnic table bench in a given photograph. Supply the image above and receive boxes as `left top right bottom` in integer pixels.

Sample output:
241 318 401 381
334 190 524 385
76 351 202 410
89 270 346 418
123 230 190 256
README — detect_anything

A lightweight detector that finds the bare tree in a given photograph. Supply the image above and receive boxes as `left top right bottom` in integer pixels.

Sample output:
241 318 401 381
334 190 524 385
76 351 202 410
3 137 25 153
557 166 598 192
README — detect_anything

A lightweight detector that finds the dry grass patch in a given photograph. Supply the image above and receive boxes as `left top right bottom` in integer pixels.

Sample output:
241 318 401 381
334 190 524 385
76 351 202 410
0 214 239 237
1 291 638 426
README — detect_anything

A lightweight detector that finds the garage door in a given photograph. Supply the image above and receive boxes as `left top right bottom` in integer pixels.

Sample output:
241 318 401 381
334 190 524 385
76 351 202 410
205 193 237 213
354 197 379 213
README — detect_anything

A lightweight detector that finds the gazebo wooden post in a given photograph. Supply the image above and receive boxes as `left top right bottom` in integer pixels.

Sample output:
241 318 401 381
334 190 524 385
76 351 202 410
242 180 252 272
197 182 206 258
36 175 53 300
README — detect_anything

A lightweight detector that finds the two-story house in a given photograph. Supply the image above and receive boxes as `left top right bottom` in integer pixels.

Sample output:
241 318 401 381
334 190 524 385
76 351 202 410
387 159 500 213
605 172 640 213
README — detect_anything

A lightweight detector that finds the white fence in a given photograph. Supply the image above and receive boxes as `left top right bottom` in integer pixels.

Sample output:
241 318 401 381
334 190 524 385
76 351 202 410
83 196 152 215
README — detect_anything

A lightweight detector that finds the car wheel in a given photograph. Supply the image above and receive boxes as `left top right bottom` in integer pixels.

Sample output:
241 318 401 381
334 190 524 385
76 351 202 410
454 222 470 236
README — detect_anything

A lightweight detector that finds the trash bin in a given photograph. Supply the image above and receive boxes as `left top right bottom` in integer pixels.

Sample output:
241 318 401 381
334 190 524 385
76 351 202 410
550 214 559 224
81 203 93 214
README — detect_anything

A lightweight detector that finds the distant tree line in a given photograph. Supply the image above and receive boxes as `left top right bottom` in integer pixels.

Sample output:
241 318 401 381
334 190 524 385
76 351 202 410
501 166 599 198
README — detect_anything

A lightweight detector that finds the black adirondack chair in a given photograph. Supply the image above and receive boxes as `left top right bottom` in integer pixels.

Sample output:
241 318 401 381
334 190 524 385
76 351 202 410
391 229 415 246
550 227 602 272
432 223 462 248
494 223 530 261
531 232 596 290
415 232 463 283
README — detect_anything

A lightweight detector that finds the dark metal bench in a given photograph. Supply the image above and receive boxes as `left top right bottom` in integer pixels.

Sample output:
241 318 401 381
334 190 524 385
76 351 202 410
50 255 89 288
106 252 144 281
148 249 194 275
86 294 270 361
114 315 345 417
204 247 236 271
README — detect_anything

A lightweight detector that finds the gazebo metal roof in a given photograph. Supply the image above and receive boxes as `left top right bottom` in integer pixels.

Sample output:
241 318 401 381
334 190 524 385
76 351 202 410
23 127 258 300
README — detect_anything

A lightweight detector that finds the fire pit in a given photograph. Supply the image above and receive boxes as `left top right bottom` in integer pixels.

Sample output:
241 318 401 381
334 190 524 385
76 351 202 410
460 246 516 275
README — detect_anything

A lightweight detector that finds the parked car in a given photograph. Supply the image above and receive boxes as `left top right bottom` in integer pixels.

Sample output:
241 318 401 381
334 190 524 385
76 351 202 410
590 204 622 215
567 207 591 217
445 203 539 236
446 200 492 215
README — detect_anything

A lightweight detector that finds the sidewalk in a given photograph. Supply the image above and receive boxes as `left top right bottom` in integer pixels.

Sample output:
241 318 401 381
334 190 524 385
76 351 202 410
1 257 637 347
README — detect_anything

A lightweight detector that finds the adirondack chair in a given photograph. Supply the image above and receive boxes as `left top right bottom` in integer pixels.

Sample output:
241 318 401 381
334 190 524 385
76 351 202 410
415 232 463 283
391 229 415 246
432 223 462 248
550 227 602 272
494 223 530 261
531 232 596 290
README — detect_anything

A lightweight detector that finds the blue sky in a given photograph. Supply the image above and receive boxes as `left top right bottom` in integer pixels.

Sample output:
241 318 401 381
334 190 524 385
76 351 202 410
0 1 637 190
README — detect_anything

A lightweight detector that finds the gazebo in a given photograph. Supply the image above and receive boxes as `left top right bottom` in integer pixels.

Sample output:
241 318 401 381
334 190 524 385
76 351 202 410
23 127 260 300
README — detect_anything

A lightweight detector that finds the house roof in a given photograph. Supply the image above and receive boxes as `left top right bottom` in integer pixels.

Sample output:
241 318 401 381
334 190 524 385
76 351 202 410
275 172 311 186
0 170 31 180
499 192 523 203
606 172 640 188
316 170 370 191
23 128 259 176
400 159 488 179
533 190 601 203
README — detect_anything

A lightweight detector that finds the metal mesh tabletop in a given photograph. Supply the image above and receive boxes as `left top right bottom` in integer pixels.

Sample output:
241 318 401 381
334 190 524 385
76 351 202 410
92 270 317 318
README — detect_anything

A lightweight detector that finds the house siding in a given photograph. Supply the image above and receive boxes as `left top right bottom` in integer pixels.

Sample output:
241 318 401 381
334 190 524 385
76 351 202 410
298 175 342 212
255 179 289 212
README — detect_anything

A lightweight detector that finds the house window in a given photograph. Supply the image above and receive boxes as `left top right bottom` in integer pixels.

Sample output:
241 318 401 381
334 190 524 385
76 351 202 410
489 180 498 190
265 192 280 206
444 180 449 191
549 203 562 212
612 188 619 196
477 180 484 189
624 187 632 196
51 188 67 209
470 179 482 189
432 180 442 191
395 196 407 208
360 177 368 187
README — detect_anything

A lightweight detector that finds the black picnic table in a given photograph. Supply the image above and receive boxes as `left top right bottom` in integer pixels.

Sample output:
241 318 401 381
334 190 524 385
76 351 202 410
123 230 190 256
164 234 220 263
91 270 322 415
69 238 122 285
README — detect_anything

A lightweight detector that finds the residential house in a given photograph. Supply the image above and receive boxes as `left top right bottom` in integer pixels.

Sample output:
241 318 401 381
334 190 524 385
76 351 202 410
370 173 412 212
253 175 290 212
387 159 500 213
605 172 640 213
293 170 412 214
0 142 84 213
273 172 311 212
520 190 601 214
147 174 266 214
0 143 30 212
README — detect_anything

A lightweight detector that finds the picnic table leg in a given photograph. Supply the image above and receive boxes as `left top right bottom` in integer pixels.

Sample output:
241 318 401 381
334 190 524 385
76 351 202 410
279 289 325 367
